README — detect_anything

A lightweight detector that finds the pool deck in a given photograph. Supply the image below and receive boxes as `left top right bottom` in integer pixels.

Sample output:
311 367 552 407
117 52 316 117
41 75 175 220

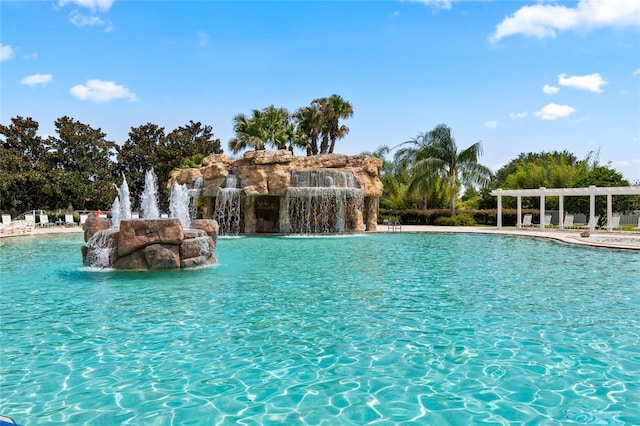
376 224 640 251
1 222 639 251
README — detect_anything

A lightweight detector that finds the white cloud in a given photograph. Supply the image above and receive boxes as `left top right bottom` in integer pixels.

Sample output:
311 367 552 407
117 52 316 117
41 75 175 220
543 84 560 94
57 0 115 12
484 120 498 128
490 0 640 42
534 103 576 120
558 73 607 93
70 79 138 103
1 43 15 61
392 11 401 17
404 0 453 10
633 68 640 76
20 74 53 86
70 10 104 27
509 112 528 119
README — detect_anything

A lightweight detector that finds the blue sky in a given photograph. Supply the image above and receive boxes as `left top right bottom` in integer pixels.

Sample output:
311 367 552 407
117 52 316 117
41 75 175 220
2 0 639 182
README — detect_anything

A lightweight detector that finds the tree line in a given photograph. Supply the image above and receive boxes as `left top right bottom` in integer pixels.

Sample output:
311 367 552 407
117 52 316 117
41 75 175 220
0 116 223 215
2 106 636 223
368 124 638 223
0 94 355 216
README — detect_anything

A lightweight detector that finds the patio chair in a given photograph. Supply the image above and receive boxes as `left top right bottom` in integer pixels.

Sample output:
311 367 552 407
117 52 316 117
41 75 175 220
24 213 35 223
521 214 533 228
563 214 574 229
39 213 54 227
1 214 11 226
543 214 552 227
65 214 78 227
606 215 622 231
80 214 88 225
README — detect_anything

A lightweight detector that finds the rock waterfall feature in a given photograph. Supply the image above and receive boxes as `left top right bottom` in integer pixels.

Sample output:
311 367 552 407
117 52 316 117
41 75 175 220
169 151 383 235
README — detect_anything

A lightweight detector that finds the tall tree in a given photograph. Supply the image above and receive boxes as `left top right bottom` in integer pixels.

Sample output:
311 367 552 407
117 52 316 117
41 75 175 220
0 117 50 213
310 94 353 154
325 94 353 154
47 116 117 210
293 104 321 155
116 123 166 208
397 124 492 216
228 111 266 154
228 107 290 154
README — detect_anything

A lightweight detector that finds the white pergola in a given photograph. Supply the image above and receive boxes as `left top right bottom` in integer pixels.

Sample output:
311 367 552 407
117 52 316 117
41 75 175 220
491 186 640 232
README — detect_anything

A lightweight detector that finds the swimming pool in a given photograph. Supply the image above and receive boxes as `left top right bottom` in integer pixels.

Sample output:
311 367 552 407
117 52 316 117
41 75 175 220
1 233 638 425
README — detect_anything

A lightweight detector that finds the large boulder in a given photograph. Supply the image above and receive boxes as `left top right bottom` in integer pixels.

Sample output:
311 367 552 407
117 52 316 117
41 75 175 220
83 217 111 242
117 219 184 257
112 249 148 270
144 244 181 269
192 219 219 246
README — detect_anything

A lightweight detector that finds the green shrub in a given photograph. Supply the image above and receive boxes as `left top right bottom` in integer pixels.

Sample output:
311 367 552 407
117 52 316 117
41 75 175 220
434 214 476 226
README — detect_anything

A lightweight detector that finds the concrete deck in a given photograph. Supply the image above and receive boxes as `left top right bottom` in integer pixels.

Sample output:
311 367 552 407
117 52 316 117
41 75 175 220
376 225 640 251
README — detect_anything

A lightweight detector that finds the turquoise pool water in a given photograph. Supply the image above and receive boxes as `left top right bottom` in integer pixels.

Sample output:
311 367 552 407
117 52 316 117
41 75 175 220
1 233 638 425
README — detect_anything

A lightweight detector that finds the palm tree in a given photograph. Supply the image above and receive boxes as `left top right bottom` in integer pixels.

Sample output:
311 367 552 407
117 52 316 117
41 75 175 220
260 105 290 150
228 107 291 154
396 124 492 216
311 94 353 154
293 104 322 155
326 94 353 154
228 112 264 154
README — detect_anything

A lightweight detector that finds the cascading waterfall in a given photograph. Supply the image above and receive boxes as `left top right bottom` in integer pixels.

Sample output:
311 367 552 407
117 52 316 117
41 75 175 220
140 168 160 219
85 230 115 268
214 174 243 236
286 169 363 234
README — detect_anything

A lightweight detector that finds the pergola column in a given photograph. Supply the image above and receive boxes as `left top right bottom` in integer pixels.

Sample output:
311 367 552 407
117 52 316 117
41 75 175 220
606 194 613 232
516 196 522 228
496 189 503 229
589 186 596 233
539 187 546 230
559 195 564 229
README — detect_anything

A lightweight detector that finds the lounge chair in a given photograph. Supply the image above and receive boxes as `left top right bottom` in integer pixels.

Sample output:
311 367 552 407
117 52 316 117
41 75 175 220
1 214 11 226
131 212 140 219
24 214 35 223
38 213 54 227
80 214 88 225
606 215 622 231
633 217 640 231
563 214 575 229
521 214 533 228
575 217 599 230
65 214 78 227
543 214 552 227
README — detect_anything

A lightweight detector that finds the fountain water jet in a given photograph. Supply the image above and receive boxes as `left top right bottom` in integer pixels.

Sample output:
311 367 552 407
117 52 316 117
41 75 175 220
169 177 203 229
111 175 132 229
140 168 160 219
